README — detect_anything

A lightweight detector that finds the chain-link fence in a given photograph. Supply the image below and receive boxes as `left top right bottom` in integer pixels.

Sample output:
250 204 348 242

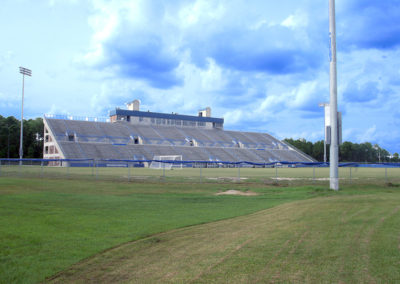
1 159 400 186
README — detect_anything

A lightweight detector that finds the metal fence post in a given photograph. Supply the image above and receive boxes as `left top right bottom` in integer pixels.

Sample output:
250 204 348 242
91 159 95 177
313 167 316 183
133 161 136 180
40 161 44 178
66 161 70 179
96 159 99 180
349 167 352 184
18 159 22 177
128 161 131 182
385 167 388 183
200 165 202 183
163 162 165 181
275 165 278 181
237 163 241 182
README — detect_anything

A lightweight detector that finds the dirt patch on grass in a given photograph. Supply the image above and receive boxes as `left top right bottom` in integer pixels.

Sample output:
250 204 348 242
215 189 258 196
274 177 351 181
207 177 249 181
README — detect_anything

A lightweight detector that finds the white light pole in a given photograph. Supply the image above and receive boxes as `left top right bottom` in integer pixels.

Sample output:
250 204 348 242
373 144 381 163
19 66 32 165
329 0 339 190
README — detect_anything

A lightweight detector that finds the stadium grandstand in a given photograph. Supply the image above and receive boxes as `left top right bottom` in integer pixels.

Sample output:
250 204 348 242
43 100 315 166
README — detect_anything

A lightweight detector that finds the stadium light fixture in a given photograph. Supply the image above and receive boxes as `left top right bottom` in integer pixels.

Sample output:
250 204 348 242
373 144 381 163
319 102 329 163
19 66 32 164
329 0 339 190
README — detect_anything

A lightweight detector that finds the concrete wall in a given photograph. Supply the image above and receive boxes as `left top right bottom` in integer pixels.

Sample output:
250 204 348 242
43 118 65 163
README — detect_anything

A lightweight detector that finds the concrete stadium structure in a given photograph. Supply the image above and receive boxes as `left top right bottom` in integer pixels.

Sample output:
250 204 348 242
43 100 315 165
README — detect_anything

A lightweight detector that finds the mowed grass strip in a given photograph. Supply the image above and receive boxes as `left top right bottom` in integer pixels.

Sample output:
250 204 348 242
0 177 321 284
48 191 400 283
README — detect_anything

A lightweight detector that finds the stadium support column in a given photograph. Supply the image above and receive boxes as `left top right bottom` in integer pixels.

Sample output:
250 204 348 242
329 0 339 190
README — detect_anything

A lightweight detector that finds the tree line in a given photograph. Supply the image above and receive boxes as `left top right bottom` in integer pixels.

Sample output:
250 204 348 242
0 116 43 158
284 138 399 163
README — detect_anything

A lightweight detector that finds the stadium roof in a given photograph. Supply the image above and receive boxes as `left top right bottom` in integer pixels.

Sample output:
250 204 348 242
110 109 224 124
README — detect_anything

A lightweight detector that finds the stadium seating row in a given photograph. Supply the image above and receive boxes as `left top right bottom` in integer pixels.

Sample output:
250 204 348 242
57 141 310 163
46 118 314 163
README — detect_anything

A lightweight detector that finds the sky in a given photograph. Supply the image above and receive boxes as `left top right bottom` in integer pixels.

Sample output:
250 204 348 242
1 0 400 153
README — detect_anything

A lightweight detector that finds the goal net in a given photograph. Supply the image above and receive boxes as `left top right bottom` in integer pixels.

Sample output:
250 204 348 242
149 155 183 169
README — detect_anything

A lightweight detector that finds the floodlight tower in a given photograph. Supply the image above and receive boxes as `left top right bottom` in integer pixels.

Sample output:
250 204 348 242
19 66 32 164
329 0 339 190
319 102 329 163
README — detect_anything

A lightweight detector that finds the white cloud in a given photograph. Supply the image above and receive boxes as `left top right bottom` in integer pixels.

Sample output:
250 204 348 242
178 0 225 27
2 0 398 153
224 109 243 125
356 125 377 143
277 130 321 141
250 19 269 30
0 51 14 71
255 79 320 115
281 10 308 29
0 91 20 110
48 0 78 6
288 81 318 108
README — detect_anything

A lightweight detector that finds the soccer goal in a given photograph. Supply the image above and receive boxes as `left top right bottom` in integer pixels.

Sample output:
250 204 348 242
149 155 183 169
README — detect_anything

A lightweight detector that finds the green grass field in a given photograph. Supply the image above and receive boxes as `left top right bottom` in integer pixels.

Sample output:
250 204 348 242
50 190 400 283
1 168 400 283
1 164 399 185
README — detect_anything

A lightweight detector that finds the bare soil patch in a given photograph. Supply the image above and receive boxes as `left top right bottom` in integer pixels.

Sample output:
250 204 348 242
215 189 258 196
274 177 351 181
207 177 249 181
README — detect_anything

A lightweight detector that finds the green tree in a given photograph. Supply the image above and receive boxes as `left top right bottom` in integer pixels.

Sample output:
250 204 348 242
285 137 394 163
312 140 324 162
284 138 313 157
0 116 20 158
0 116 43 158
24 118 44 158
339 141 353 162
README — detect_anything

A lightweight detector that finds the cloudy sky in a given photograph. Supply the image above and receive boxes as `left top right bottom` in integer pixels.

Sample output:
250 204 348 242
1 0 400 153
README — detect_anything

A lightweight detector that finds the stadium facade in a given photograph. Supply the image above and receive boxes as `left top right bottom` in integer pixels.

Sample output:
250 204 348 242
43 100 315 165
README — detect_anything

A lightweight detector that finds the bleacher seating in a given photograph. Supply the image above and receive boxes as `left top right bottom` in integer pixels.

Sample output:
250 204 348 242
46 118 315 163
